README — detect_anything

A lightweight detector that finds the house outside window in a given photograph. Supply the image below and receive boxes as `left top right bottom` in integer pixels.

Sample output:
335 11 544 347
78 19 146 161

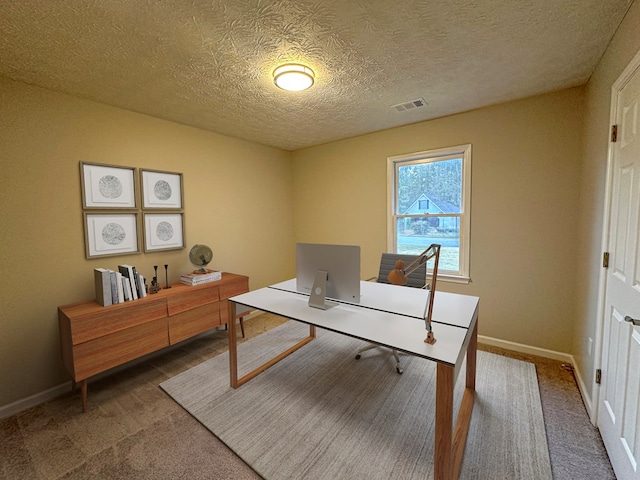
387 144 471 283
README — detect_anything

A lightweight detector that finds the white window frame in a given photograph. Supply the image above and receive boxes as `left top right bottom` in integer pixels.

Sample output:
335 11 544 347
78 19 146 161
387 144 472 283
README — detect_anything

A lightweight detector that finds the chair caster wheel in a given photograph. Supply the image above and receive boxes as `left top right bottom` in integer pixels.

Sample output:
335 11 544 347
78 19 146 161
355 354 361 360
396 368 403 374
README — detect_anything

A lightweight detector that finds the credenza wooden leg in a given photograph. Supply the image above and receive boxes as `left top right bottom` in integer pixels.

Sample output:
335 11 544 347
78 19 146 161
239 316 245 338
80 380 88 413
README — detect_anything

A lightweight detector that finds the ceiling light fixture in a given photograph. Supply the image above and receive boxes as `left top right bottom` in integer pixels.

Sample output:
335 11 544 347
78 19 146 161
273 64 315 92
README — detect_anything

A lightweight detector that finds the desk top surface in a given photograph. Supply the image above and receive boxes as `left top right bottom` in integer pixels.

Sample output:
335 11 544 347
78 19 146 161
230 279 479 368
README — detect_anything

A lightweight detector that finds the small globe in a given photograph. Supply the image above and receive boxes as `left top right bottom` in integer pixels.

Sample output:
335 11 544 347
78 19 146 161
189 244 213 273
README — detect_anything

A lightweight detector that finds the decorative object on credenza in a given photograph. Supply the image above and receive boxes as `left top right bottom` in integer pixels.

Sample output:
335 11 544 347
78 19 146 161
164 264 171 289
387 244 441 345
83 212 140 259
143 212 185 252
189 244 214 273
80 162 137 209
149 265 161 294
140 169 183 209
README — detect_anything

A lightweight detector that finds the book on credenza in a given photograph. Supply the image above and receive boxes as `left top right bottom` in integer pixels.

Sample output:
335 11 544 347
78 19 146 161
137 274 147 298
122 276 133 302
116 271 125 303
94 268 112 306
109 270 120 305
118 264 139 300
180 270 222 286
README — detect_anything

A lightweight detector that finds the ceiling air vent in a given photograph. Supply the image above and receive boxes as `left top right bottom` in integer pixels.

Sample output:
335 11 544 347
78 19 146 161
392 98 427 112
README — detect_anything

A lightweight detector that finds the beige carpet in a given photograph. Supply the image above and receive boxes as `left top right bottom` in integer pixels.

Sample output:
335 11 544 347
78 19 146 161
161 321 552 480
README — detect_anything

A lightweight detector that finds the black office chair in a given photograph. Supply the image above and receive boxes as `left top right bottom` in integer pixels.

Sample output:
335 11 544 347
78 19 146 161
372 253 429 288
355 246 441 374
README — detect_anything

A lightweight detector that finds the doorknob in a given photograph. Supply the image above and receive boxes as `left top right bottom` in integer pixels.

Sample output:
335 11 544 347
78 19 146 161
624 316 640 326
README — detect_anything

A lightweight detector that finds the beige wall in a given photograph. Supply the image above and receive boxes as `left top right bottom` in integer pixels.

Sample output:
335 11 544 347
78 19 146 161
573 0 640 404
3 0 639 413
0 77 295 408
292 88 585 353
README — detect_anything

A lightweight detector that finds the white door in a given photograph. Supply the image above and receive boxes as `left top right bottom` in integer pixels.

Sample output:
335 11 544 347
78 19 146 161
598 53 640 480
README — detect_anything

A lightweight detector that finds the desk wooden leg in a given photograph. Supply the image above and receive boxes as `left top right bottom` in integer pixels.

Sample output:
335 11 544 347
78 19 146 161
228 300 316 389
434 316 478 480
466 320 477 390
228 300 239 388
435 363 454 480
451 320 477 479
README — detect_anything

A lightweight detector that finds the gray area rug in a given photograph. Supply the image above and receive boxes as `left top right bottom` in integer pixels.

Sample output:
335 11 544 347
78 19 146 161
161 321 552 479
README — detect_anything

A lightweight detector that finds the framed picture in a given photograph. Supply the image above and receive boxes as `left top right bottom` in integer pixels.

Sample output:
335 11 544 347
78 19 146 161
84 212 140 259
81 162 137 209
143 213 185 252
141 169 183 209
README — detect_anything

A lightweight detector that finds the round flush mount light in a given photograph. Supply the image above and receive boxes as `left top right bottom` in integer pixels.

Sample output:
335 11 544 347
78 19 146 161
273 64 315 91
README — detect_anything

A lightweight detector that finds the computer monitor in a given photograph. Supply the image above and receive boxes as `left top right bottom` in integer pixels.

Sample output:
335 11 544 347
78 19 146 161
296 243 361 309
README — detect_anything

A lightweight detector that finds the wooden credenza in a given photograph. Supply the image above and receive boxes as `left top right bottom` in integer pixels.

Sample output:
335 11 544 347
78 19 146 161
58 272 248 412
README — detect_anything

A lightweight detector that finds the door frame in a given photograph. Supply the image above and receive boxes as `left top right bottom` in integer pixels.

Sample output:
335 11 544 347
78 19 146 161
593 47 640 424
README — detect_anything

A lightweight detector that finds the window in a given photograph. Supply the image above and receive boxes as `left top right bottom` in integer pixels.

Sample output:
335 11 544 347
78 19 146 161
387 144 471 282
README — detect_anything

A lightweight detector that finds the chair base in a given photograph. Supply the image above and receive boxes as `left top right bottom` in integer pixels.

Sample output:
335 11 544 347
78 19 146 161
355 343 403 374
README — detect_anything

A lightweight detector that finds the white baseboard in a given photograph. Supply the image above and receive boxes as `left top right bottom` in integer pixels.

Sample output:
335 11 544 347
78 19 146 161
478 335 574 363
0 382 70 420
479 334 595 421
572 362 595 423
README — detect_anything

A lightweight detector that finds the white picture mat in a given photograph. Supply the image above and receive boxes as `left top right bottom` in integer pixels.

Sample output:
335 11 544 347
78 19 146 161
85 213 139 257
82 163 136 208
142 170 182 209
144 213 184 251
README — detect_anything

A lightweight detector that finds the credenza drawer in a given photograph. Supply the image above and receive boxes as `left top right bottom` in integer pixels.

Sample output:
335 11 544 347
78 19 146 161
169 303 220 345
64 296 168 345
167 285 219 316
73 318 169 380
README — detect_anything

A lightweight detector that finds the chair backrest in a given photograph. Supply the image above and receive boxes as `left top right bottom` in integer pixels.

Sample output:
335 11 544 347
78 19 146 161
376 253 427 289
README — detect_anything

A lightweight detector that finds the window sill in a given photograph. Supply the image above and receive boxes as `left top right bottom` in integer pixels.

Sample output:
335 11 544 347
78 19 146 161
429 274 471 285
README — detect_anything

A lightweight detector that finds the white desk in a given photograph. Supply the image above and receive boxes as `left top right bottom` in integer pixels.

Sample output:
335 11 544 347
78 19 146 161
227 280 479 480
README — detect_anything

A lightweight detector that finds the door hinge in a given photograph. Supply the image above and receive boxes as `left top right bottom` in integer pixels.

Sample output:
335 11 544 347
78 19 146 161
596 369 602 385
603 252 609 268
611 125 618 142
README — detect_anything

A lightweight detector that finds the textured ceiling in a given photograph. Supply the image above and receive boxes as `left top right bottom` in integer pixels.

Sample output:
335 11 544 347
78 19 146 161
0 0 634 151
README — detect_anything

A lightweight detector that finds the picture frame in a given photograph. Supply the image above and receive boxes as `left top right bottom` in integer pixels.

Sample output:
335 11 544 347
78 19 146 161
81 162 137 209
143 213 185 252
84 212 140 259
141 169 183 209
